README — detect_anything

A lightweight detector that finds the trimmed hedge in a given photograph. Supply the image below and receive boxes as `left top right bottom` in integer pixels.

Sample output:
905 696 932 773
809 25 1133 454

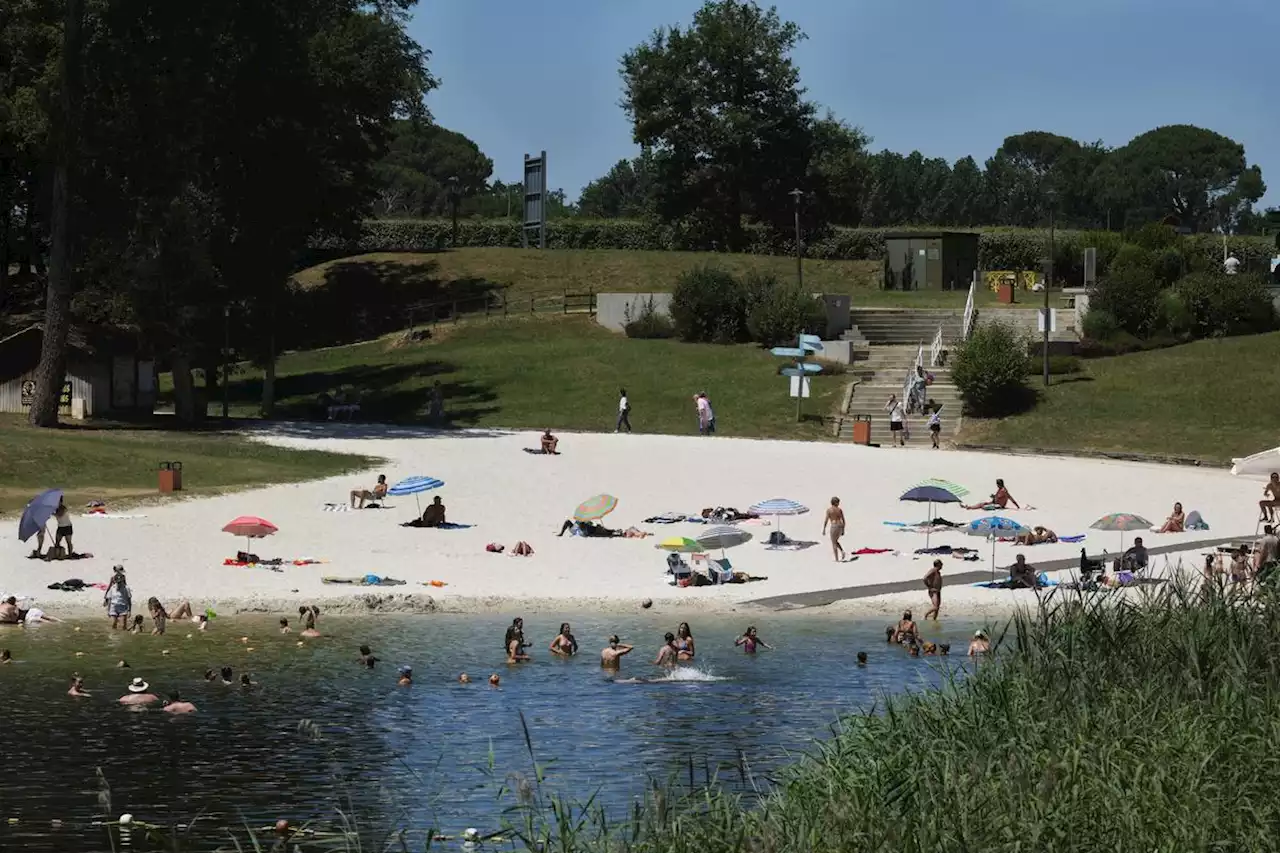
310 218 1277 280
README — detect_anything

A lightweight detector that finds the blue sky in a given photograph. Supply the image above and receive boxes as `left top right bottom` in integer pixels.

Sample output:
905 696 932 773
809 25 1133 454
409 0 1279 210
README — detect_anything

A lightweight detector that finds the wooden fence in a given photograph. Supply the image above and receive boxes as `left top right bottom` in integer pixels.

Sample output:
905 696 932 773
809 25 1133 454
405 288 596 329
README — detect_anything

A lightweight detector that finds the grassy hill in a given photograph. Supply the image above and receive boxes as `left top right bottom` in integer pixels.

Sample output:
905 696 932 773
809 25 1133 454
207 315 842 440
959 332 1280 464
292 247 998 310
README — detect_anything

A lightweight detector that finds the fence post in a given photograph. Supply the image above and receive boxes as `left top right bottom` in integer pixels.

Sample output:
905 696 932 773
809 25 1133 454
503 292 508 317
453 300 459 323
563 289 567 315
530 295 535 313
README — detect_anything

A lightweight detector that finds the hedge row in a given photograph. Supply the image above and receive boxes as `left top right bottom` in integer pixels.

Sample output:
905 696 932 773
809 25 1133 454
311 218 1277 280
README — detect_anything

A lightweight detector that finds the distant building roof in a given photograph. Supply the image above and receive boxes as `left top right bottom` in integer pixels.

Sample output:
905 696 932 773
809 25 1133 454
0 324 112 383
882 231 979 240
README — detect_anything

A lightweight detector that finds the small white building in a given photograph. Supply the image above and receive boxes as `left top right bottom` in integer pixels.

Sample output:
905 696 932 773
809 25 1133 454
0 325 155 419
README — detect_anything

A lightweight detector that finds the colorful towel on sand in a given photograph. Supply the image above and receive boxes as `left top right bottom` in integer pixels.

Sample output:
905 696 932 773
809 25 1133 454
400 521 474 530
321 503 351 512
999 534 1086 544
82 513 148 519
852 547 894 555
974 576 1058 590
322 575 406 586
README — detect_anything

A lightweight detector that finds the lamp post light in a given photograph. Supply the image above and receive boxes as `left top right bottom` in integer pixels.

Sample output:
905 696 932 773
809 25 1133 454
448 175 459 246
789 188 805 289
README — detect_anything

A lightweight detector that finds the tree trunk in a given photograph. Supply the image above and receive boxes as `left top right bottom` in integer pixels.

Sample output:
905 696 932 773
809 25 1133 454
28 0 83 427
260 333 276 419
171 353 197 422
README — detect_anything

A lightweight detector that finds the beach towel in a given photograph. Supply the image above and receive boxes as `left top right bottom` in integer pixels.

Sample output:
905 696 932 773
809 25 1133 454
974 575 1058 590
852 547 894 555
322 575 407 586
82 513 148 520
420 580 448 587
28 551 94 561
401 521 474 530
321 503 352 512
523 447 560 455
47 578 88 592
915 545 978 555
643 512 703 525
1186 510 1209 530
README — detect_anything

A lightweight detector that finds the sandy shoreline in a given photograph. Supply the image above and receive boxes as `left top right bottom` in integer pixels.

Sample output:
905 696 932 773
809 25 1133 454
2 425 1264 624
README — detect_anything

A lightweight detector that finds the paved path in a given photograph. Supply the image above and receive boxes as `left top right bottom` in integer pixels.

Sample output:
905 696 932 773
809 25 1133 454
747 534 1255 611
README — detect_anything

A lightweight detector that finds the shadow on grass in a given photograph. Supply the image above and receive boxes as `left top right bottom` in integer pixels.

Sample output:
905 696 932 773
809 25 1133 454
223 362 502 427
1051 375 1096 386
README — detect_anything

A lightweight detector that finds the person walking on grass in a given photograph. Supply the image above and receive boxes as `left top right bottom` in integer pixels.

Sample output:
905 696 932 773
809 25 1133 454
924 559 943 620
885 395 906 446
616 388 632 433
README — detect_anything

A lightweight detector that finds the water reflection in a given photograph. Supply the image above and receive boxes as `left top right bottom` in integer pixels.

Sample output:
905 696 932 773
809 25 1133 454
0 612 978 851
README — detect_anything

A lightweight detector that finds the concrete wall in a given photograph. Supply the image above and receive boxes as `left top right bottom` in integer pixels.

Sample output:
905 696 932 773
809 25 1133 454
595 292 673 333
980 307 1079 343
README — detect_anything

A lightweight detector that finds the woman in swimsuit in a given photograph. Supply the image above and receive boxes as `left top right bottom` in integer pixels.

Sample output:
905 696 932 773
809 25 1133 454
654 632 679 666
104 567 132 630
735 626 773 653
300 606 321 638
549 622 578 656
675 622 695 660
147 597 169 635
893 610 918 645
1158 502 1185 533
822 497 846 562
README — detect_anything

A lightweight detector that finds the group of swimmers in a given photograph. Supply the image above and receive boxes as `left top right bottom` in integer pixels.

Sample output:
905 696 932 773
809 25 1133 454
885 608 991 657
499 617 773 669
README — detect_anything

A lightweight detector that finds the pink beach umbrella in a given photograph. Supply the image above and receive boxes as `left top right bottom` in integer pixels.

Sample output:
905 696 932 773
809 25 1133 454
222 515 278 553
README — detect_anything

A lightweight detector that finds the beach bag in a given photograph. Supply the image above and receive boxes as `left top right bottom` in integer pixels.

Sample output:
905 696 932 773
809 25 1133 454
768 531 787 546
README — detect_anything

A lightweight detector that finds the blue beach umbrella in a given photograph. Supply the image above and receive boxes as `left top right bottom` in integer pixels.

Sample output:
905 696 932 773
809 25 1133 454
748 498 808 538
19 488 63 543
966 516 1028 580
388 475 444 515
899 485 963 549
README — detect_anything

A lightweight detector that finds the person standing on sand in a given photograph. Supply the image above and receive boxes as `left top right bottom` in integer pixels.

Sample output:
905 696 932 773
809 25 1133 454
885 395 906 446
616 388 632 433
823 497 846 562
601 635 634 669
924 560 943 620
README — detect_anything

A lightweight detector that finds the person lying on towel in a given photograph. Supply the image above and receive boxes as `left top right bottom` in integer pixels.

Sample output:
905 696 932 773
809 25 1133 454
1014 525 1057 546
558 520 621 538
540 430 559 454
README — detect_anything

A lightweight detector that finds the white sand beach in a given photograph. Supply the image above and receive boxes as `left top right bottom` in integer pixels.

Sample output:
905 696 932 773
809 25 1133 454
1 426 1267 621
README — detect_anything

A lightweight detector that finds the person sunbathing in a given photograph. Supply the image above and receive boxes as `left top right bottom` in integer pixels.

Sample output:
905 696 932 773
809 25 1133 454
965 478 1020 510
350 474 388 509
1157 502 1185 533
557 520 620 537
420 496 446 527
1014 526 1057 546
540 430 559 454
1009 554 1040 588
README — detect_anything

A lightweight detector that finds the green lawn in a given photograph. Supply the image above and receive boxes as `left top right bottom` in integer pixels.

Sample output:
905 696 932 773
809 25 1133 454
0 415 371 515
959 333 1280 463
293 247 1008 309
204 315 842 440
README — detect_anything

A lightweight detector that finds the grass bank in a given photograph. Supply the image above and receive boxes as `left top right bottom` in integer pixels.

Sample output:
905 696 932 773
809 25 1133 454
959 332 1280 463
197 316 841 440
293 247 1004 309
0 415 371 515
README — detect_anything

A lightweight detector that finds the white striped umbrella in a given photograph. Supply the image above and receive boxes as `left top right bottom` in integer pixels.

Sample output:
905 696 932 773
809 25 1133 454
697 525 753 557
748 498 808 538
388 475 444 514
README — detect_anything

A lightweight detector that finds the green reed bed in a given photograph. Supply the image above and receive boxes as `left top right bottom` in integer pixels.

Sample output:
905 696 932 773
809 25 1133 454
134 580 1280 852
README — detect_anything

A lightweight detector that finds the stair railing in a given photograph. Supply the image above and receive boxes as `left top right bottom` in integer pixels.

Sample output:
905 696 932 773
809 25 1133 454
962 276 977 340
902 343 924 412
929 323 944 367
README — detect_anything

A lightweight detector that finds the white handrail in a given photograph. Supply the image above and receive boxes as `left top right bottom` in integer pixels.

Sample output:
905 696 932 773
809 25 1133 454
903 343 924 413
962 277 977 340
929 323 944 367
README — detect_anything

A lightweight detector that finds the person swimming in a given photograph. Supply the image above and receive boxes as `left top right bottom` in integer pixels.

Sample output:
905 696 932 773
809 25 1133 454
600 635 634 669
300 606 321 638
458 673 471 684
654 632 679 666
129 614 145 634
279 618 291 634
892 611 918 645
856 652 868 666
549 622 579 656
0 649 12 664
675 622 695 660
488 673 501 686
397 666 412 686
220 666 234 685
68 675 90 697
968 630 991 656
505 618 530 662
735 626 772 654
357 645 378 668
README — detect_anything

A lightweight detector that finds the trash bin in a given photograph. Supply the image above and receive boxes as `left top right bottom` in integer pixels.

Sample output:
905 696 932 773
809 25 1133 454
850 415 872 445
997 282 1016 304
159 461 183 493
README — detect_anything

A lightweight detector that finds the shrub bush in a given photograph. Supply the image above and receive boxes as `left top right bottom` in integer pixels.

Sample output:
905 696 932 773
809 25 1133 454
1089 261 1164 337
951 321 1033 416
1157 289 1194 338
669 265 749 343
622 296 676 339
744 272 826 347
1174 271 1277 338
1080 308 1120 342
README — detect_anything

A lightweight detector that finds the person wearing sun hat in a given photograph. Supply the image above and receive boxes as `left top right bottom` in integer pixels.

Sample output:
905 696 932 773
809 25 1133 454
968 630 991 656
118 677 159 706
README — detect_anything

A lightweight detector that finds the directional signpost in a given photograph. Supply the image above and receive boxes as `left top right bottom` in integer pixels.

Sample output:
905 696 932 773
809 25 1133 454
771 334 824 422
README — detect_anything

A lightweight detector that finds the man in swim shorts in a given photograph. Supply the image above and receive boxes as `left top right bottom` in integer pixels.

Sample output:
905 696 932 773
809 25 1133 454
923 560 943 620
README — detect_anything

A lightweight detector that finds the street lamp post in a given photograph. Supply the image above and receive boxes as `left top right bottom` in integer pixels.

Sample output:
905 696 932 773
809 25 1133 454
448 175 459 246
1043 201 1056 388
789 188 804 289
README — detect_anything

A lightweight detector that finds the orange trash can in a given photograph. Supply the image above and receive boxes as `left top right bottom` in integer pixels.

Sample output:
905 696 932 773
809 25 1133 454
158 461 183 493
850 416 872 445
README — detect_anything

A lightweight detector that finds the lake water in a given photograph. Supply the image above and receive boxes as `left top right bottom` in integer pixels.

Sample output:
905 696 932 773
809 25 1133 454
0 612 980 851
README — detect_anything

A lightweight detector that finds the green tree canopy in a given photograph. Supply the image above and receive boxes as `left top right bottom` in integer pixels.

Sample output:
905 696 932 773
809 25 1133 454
620 0 818 248
372 120 493 218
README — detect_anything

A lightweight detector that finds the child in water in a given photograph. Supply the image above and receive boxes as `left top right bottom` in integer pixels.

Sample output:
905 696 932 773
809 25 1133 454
734 626 773 654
